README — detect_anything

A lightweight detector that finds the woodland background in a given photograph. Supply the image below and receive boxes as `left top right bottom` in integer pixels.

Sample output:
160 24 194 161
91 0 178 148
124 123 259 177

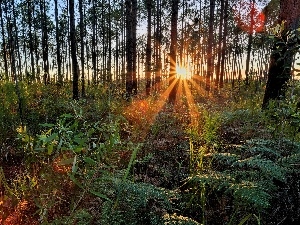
0 0 300 224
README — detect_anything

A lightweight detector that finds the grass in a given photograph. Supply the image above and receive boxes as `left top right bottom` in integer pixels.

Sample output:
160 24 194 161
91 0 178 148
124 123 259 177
0 80 299 224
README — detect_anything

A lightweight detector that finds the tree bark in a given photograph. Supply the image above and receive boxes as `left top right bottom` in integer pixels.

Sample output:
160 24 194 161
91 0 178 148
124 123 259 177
220 0 228 89
69 0 79 100
262 0 300 108
54 0 62 85
0 1 9 80
40 0 49 84
168 0 179 104
145 0 152 96
125 0 137 98
206 0 215 93
79 0 85 96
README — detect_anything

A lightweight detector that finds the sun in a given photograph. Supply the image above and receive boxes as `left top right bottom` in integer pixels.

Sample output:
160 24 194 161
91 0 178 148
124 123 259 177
176 65 191 79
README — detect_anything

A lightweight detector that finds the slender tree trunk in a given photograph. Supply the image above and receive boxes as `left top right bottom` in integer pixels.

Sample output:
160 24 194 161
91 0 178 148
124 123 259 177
108 0 112 83
245 0 255 85
92 0 97 83
40 0 49 84
145 0 152 96
28 0 35 81
54 0 62 85
69 0 79 100
0 1 9 80
155 0 162 91
215 0 224 89
79 0 85 96
206 0 215 93
125 0 137 97
132 0 137 94
220 0 228 89
12 1 22 81
168 0 179 104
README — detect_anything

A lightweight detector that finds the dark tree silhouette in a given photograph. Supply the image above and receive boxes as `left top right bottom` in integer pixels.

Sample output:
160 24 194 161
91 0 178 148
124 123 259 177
125 0 137 98
145 0 152 96
69 0 79 100
262 0 300 108
168 0 179 104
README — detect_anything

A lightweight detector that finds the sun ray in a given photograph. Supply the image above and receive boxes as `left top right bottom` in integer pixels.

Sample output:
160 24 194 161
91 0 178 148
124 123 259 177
189 76 207 97
182 79 199 126
124 77 180 141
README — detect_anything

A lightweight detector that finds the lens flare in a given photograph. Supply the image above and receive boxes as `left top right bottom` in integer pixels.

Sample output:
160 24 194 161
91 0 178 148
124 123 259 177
176 65 191 79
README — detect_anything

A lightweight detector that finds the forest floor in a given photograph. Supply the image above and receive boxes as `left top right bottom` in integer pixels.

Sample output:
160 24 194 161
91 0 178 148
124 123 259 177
0 85 299 225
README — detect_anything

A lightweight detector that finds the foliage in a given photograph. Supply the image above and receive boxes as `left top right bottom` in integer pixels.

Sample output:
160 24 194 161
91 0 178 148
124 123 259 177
182 100 300 224
163 213 202 225
100 179 175 225
1 81 300 224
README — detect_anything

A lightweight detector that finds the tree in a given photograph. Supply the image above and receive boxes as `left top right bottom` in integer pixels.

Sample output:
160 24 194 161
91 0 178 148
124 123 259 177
206 0 215 93
69 0 79 100
40 0 49 84
215 0 225 89
145 0 152 96
262 0 300 108
0 0 9 80
168 0 179 104
79 0 85 96
245 0 255 85
220 0 228 89
125 0 137 98
54 0 62 85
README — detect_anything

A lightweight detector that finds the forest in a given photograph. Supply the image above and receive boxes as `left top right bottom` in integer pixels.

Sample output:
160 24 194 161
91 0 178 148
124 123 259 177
0 0 300 224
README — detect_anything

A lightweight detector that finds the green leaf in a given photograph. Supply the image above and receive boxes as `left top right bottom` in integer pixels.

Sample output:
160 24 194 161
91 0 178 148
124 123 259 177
73 147 83 153
40 123 55 128
57 139 63 151
61 113 73 119
47 143 54 155
238 214 252 225
46 132 58 143
89 190 112 202
123 146 139 181
84 157 97 166
69 173 83 189
34 147 45 151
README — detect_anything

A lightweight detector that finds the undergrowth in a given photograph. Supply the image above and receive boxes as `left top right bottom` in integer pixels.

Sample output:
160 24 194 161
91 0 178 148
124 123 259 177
0 81 299 224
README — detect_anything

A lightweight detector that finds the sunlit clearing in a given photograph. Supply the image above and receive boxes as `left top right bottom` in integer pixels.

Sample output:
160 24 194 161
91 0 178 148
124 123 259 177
176 65 191 80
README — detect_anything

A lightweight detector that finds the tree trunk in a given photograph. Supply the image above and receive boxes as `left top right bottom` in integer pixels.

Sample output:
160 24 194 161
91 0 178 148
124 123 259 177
125 0 137 98
92 0 97 84
215 0 224 89
145 0 152 96
262 0 300 108
220 0 228 89
245 0 255 85
0 1 9 80
79 0 85 96
168 0 179 104
206 0 215 93
40 0 49 84
28 0 35 81
69 0 79 100
54 0 62 85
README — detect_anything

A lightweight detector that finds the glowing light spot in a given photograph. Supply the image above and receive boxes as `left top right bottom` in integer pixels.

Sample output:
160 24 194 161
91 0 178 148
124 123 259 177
176 65 191 79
